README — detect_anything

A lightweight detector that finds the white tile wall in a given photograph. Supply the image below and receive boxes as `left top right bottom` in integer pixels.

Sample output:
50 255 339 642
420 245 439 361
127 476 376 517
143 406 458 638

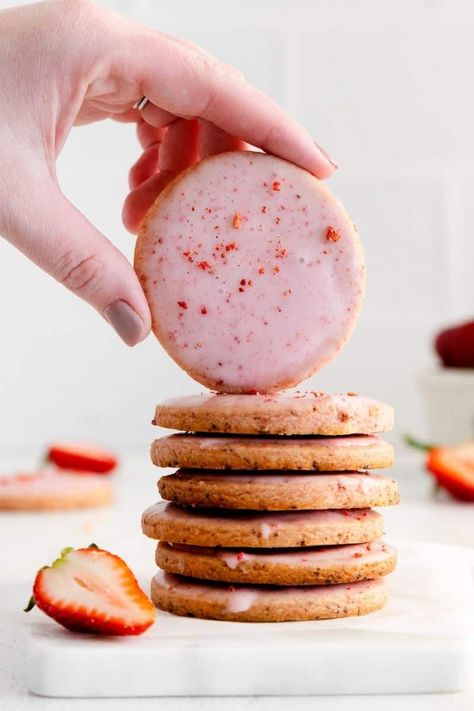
0 0 473 452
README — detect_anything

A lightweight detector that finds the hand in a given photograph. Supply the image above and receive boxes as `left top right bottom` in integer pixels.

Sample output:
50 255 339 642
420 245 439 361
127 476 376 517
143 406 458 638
0 0 336 346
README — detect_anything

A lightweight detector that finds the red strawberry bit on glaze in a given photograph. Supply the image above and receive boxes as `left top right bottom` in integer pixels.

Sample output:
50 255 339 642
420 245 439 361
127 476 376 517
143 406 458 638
232 213 242 229
47 444 117 474
177 301 188 310
25 544 156 635
326 225 341 242
200 306 208 315
272 181 281 191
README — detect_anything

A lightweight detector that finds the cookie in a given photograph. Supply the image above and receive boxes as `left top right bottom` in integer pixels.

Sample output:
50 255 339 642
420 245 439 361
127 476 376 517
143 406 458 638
151 571 389 622
151 433 394 471
154 392 394 435
156 540 397 586
135 151 365 393
158 470 399 510
0 470 113 510
142 502 383 547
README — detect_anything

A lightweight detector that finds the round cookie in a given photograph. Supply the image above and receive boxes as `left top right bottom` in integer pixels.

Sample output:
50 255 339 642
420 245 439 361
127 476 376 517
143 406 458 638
154 392 394 435
156 541 397 586
135 151 365 393
0 469 113 511
158 470 399 510
151 434 394 471
151 572 389 622
142 502 383 547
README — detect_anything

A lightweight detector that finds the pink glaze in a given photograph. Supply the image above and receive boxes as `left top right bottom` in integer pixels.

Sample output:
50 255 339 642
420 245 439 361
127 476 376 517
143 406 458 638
0 469 107 494
167 540 395 569
155 571 386 613
136 152 365 392
156 391 394 432
177 434 381 449
144 501 381 534
173 469 396 493
173 469 368 484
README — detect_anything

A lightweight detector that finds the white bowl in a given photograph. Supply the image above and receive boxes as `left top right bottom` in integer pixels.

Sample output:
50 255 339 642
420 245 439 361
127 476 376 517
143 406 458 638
419 368 474 444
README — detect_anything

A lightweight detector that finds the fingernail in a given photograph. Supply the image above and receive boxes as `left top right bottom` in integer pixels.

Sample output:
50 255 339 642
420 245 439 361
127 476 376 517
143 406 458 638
314 140 338 170
103 299 145 346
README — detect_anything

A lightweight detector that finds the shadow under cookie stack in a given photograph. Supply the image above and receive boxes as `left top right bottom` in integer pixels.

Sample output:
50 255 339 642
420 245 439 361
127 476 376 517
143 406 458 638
142 392 398 623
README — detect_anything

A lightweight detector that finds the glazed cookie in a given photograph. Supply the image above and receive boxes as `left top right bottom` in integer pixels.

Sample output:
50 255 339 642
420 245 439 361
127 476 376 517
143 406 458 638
0 470 113 510
142 502 383 547
158 470 399 510
151 434 394 471
135 152 365 393
151 572 389 622
156 541 397 586
153 392 394 435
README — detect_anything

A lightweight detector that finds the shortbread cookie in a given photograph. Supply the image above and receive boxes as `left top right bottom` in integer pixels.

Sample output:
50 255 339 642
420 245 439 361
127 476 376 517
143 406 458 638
151 434 394 471
0 470 113 510
142 502 383 547
156 540 397 585
158 470 399 510
154 392 394 435
151 572 389 622
135 152 365 393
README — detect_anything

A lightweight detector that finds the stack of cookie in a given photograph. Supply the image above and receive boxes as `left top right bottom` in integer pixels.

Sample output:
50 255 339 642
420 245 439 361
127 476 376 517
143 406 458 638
142 392 397 622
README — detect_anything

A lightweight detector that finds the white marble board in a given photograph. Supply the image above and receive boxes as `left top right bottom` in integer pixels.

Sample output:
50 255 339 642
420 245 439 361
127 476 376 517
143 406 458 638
26 541 472 697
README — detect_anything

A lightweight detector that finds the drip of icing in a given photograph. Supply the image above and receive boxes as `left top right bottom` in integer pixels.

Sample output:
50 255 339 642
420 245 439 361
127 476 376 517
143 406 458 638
226 589 259 613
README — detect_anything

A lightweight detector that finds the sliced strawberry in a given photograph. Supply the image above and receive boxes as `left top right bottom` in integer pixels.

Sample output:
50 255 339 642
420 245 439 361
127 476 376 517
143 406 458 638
25 545 156 635
427 443 474 502
47 444 118 474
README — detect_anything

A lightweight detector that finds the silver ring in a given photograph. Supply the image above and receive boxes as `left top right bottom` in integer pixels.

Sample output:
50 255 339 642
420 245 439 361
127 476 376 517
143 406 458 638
134 96 149 111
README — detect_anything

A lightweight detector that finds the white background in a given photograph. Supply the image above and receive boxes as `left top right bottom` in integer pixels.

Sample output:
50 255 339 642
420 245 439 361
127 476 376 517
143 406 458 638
1 0 473 454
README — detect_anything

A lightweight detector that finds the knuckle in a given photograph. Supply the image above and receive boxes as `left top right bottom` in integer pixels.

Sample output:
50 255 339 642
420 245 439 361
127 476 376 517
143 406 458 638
57 252 104 295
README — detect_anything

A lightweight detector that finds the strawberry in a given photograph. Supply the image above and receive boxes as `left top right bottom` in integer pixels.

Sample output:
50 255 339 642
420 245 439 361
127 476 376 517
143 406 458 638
426 443 474 502
405 435 474 502
435 320 474 368
47 444 118 474
25 544 156 635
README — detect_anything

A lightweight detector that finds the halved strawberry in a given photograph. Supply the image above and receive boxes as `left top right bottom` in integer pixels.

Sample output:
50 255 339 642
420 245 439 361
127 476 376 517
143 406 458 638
427 443 474 502
47 444 118 474
405 435 474 502
435 320 474 368
25 544 156 635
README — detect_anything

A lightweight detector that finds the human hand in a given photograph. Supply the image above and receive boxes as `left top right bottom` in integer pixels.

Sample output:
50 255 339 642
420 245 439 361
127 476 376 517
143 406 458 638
0 0 336 346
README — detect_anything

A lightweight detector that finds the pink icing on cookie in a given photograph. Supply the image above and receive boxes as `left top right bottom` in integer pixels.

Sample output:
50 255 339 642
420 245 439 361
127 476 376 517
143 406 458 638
0 469 107 494
192 434 381 449
169 540 395 569
156 571 386 612
146 501 380 529
173 469 395 491
136 152 365 393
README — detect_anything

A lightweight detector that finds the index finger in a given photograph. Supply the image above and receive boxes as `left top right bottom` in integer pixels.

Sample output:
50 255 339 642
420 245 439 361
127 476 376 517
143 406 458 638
121 32 337 179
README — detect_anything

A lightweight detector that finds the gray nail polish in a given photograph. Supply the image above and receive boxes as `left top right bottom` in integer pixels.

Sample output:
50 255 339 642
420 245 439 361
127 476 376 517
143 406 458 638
103 299 144 347
314 140 338 170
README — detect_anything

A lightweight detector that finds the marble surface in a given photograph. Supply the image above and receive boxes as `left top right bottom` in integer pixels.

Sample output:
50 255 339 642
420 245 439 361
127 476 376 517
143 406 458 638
1 454 473 709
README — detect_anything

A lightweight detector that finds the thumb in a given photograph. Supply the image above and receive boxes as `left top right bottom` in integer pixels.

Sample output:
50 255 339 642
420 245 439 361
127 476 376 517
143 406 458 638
3 178 151 346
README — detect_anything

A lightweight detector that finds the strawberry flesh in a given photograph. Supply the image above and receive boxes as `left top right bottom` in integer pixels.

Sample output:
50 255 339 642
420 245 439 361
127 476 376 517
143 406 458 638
427 443 474 502
28 546 156 635
47 444 117 474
